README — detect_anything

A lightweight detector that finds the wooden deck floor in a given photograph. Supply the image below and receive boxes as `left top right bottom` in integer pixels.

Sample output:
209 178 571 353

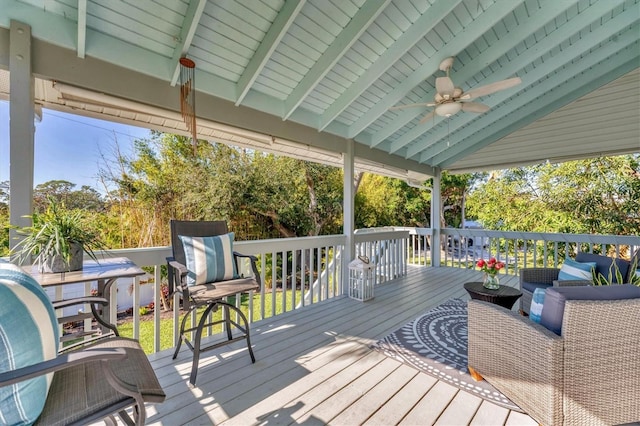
144 266 537 425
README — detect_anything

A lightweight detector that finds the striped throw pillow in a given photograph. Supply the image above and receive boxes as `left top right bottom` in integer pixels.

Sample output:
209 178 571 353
0 260 59 425
179 233 239 286
558 258 596 281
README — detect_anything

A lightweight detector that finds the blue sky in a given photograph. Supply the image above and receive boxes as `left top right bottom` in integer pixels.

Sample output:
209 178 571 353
1 101 151 190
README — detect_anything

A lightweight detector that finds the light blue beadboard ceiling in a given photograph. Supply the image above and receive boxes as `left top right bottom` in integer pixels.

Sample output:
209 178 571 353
1 0 639 175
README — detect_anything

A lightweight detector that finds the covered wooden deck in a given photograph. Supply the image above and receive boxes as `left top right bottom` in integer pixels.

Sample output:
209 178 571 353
144 266 536 425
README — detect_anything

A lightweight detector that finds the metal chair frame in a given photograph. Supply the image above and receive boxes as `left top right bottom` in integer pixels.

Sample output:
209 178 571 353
167 219 261 386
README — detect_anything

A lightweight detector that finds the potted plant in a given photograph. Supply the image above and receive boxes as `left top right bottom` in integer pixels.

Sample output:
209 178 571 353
13 198 105 273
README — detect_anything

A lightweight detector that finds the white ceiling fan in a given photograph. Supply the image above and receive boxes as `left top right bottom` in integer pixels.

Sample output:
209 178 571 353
391 57 522 124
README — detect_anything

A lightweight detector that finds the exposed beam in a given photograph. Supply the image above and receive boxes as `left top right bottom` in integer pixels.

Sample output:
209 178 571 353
169 0 207 86
235 0 305 106
423 25 640 165
318 0 463 132
432 42 640 167
9 31 433 178
386 0 579 154
402 2 637 159
282 0 390 120
77 0 87 58
345 0 519 139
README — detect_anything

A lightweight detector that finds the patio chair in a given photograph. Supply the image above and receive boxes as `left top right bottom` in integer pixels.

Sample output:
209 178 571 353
167 219 261 386
468 284 640 425
519 251 637 314
0 260 165 425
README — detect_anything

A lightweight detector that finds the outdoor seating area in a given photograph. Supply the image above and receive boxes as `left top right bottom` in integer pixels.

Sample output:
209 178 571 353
519 251 639 314
141 266 538 425
468 285 640 425
0 260 165 425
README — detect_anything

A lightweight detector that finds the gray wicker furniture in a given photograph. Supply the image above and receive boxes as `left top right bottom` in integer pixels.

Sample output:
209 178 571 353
519 252 636 314
468 296 640 425
167 220 261 386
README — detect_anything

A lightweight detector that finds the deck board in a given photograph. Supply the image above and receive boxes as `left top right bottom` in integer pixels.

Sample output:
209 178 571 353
143 266 535 425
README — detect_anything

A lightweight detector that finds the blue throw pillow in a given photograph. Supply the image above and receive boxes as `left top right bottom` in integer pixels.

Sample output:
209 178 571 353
558 258 596 281
529 288 545 323
0 260 60 425
179 233 239 286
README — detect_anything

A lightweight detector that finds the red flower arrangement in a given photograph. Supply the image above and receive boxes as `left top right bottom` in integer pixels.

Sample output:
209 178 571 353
476 257 505 275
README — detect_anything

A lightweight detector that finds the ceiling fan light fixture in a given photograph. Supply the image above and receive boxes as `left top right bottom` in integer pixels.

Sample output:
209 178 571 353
435 102 462 117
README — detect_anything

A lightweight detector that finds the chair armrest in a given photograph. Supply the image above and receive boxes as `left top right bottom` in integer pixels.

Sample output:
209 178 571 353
52 296 109 310
468 300 564 426
0 348 126 388
553 279 591 287
520 267 561 285
233 251 262 289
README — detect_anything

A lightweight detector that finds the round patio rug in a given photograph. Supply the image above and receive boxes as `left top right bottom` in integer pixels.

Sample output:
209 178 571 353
372 298 522 412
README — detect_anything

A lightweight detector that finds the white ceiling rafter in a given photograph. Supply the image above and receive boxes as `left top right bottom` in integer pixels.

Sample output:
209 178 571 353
425 40 639 166
282 0 391 121
235 0 305 106
382 0 577 153
317 0 464 133
0 0 637 178
76 0 86 58
345 0 520 139
403 6 638 160
169 0 207 86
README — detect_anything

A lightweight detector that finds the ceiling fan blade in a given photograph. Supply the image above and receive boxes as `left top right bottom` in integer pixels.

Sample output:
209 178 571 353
419 110 436 124
462 77 522 99
389 102 433 111
461 102 490 113
435 76 455 98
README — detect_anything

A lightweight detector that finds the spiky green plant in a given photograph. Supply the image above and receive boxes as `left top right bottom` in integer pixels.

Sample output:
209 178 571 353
591 257 640 286
13 198 105 269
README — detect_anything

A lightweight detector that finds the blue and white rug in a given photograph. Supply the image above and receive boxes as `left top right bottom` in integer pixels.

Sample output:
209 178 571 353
372 298 521 412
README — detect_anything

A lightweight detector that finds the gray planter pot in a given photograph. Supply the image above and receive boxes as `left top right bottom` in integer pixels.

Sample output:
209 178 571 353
40 242 84 273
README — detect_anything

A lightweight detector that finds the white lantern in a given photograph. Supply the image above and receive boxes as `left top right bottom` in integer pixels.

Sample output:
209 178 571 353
348 257 376 301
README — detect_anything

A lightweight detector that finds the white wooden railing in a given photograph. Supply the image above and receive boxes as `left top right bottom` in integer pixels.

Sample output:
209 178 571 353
46 230 409 353
402 227 640 272
18 227 638 354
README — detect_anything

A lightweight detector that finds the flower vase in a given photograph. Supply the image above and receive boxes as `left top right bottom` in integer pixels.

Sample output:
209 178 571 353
483 273 500 290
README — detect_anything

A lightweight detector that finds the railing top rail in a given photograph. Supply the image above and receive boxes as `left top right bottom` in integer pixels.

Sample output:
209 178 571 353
439 228 640 245
355 230 410 243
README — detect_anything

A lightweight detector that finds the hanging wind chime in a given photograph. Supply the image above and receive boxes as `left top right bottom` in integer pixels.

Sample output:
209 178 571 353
179 57 197 152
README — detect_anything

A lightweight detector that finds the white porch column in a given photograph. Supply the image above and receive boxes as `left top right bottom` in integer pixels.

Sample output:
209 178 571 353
342 139 355 293
430 167 442 267
8 20 35 253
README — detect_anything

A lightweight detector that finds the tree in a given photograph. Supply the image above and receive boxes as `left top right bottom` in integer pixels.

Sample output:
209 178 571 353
466 155 640 236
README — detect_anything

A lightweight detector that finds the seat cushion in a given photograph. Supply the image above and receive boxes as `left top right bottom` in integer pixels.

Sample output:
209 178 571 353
575 252 630 284
557 258 596 281
0 260 59 425
540 284 640 335
179 233 239 286
521 281 553 294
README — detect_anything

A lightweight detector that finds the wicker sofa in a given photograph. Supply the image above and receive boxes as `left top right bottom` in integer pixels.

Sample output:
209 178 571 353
519 252 636 314
468 287 640 425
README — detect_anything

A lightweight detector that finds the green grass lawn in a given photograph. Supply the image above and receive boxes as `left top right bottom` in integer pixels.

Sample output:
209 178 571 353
118 290 304 354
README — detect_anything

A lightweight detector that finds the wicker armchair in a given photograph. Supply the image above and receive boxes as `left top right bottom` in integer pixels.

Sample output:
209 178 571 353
468 297 640 425
519 252 636 314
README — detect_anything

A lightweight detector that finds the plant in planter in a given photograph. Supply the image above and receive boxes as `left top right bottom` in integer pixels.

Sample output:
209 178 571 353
13 198 105 273
591 257 640 286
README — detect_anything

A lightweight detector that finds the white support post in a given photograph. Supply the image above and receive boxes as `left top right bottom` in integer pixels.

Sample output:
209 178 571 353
8 21 34 255
342 139 355 294
431 168 442 268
